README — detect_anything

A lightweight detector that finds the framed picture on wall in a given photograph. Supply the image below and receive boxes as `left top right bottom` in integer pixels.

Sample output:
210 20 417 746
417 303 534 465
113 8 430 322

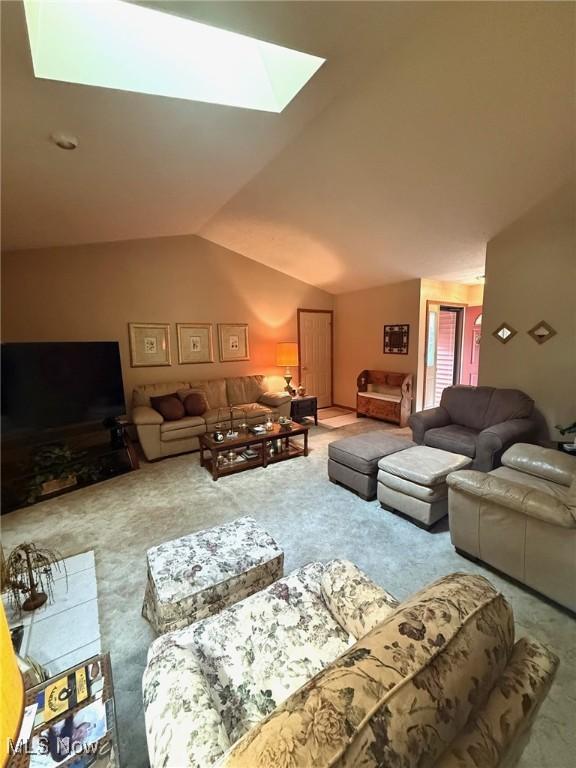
217 323 250 362
383 324 409 354
128 323 171 367
176 323 214 364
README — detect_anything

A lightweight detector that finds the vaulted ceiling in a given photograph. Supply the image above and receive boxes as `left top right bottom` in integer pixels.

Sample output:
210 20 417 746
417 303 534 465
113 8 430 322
2 1 574 293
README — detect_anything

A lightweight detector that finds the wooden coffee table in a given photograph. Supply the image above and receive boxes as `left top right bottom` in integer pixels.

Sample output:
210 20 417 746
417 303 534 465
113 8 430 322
200 423 309 481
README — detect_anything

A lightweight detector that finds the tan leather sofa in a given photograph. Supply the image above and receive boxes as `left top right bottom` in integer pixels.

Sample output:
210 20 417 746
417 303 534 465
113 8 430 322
447 443 576 612
132 375 291 461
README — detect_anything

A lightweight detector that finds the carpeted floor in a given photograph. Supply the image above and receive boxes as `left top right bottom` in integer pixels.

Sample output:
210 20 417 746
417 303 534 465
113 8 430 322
2 420 574 768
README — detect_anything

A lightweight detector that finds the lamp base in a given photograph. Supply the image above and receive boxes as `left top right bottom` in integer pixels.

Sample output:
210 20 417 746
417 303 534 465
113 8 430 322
283 374 295 396
22 590 48 611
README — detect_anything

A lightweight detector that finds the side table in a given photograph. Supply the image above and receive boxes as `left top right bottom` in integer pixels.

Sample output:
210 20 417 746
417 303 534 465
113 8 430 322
4 550 101 679
291 395 318 425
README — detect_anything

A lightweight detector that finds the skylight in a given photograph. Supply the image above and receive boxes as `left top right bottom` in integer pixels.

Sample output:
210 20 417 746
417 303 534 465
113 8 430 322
23 0 325 113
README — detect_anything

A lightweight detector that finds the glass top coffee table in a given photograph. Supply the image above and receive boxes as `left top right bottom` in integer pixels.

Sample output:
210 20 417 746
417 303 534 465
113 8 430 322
199 422 309 481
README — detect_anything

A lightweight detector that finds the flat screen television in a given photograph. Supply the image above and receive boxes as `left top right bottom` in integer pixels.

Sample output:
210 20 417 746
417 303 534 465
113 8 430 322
1 342 126 437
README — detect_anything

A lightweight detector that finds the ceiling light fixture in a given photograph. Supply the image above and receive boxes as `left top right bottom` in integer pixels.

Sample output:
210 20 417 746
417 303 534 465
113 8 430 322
51 132 78 150
23 0 325 113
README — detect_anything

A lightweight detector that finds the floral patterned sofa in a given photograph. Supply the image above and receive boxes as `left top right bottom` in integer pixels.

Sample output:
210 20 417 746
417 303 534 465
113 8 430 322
142 561 558 768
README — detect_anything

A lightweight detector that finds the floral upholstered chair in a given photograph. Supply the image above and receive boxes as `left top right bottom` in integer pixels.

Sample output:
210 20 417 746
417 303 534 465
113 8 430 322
142 561 558 768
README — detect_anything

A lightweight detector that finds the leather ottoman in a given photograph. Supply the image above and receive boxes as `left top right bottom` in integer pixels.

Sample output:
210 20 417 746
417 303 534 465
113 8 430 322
328 431 415 500
378 445 472 527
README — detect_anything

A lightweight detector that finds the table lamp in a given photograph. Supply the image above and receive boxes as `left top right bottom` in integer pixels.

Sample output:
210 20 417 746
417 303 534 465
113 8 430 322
1 601 24 766
276 342 299 395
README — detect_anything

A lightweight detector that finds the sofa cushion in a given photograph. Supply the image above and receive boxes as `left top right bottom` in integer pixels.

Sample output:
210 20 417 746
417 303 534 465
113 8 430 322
359 391 402 403
189 379 228 409
320 560 398 640
483 388 534 428
328 432 414 475
379 445 471 486
226 376 266 406
161 415 206 432
221 573 514 768
151 563 353 747
377 470 449 501
203 409 228 426
150 393 185 421
235 403 272 419
183 391 208 417
133 381 190 408
440 385 493 431
161 422 206 442
424 424 479 457
258 391 291 408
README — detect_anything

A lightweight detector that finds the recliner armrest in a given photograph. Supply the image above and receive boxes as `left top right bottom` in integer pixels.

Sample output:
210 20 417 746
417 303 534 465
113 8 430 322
408 406 451 444
475 419 537 472
258 391 291 408
447 470 576 528
143 643 230 768
133 405 164 426
320 559 399 639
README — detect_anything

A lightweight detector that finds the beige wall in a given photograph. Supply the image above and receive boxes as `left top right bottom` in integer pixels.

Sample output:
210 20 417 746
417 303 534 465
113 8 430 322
417 279 485 408
333 280 421 408
1 235 333 410
479 180 576 440
334 277 486 411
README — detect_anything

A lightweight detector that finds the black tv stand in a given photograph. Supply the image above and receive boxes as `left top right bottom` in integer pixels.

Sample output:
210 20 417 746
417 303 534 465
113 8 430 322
103 416 125 449
1 421 139 514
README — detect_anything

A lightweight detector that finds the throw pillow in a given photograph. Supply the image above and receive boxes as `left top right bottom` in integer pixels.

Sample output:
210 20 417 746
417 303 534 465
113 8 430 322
183 391 208 417
150 393 185 421
177 388 211 409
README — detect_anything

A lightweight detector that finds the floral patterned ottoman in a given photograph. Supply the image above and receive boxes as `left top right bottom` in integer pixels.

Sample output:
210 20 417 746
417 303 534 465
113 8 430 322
142 516 284 634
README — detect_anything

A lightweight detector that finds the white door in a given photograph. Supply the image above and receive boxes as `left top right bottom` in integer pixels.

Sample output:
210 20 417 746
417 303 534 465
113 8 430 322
298 310 332 408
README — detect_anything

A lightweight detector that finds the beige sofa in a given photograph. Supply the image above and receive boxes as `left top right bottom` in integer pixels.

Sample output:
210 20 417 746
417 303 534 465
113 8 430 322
132 375 291 461
143 561 558 768
447 443 576 612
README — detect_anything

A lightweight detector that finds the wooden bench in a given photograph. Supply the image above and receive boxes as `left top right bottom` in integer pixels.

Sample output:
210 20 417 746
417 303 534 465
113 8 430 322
356 370 413 427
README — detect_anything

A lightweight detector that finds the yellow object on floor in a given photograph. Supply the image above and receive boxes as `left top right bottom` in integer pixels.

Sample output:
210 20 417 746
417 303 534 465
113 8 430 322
0 602 24 766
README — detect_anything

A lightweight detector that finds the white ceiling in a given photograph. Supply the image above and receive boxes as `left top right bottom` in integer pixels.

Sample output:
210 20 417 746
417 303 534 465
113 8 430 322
2 2 574 294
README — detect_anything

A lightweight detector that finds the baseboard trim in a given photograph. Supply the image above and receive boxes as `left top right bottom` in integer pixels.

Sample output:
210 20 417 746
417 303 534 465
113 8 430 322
329 403 356 413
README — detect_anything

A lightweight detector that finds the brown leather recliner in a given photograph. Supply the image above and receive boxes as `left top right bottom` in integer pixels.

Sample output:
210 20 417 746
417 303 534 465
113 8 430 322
409 385 538 471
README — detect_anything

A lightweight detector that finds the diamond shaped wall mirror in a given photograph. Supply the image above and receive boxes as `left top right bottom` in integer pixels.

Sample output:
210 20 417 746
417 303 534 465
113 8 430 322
528 321 557 344
492 323 517 344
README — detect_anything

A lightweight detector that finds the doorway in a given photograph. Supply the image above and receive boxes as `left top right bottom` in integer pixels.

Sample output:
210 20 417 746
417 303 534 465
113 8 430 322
297 309 333 408
424 304 463 408
461 307 482 386
423 303 482 408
